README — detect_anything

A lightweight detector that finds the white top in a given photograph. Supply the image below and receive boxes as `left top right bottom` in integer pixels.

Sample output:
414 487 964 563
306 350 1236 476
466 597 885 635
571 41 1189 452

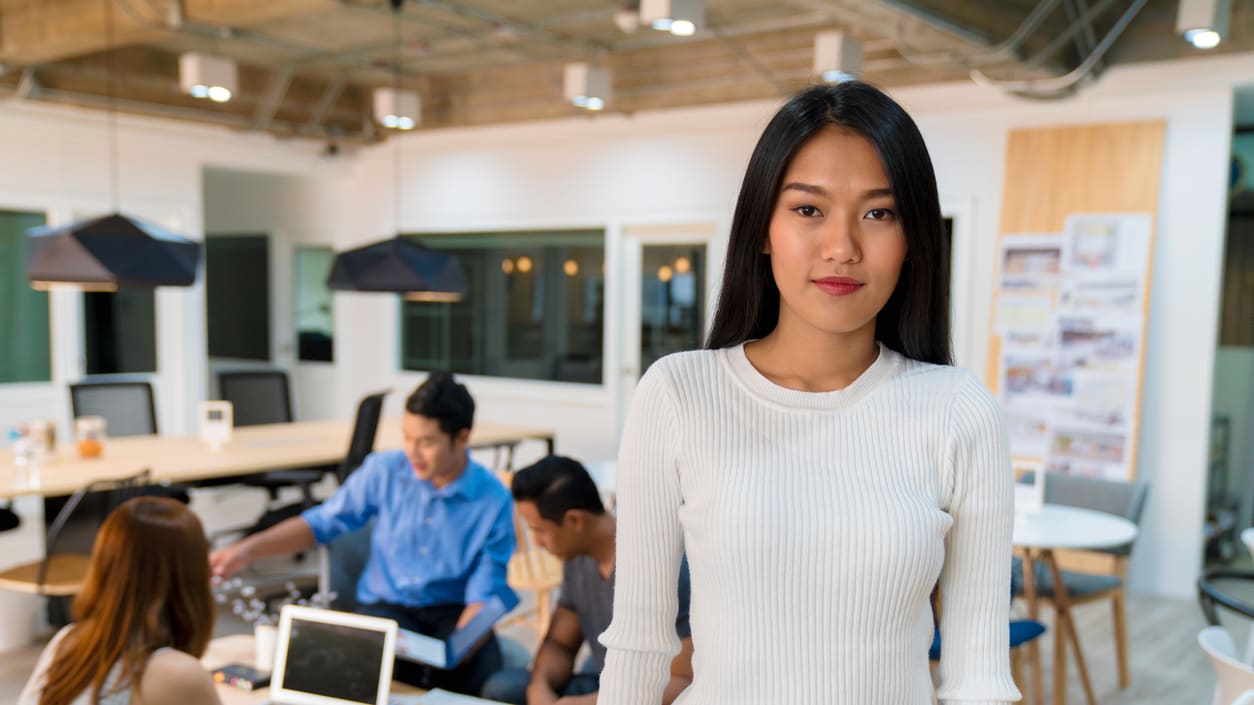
19 625 173 705
1013 505 1138 550
598 343 1021 705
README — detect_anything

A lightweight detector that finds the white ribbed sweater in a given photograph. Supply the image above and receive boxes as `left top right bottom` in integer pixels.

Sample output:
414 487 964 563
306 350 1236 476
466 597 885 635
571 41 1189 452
598 343 1020 705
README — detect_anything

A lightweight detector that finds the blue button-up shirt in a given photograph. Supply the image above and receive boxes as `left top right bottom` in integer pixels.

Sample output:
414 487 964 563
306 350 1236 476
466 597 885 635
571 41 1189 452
301 450 518 610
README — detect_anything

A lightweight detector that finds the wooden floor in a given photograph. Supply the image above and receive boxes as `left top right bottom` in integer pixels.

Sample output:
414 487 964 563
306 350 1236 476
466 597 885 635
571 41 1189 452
0 592 1215 704
1023 594 1213 705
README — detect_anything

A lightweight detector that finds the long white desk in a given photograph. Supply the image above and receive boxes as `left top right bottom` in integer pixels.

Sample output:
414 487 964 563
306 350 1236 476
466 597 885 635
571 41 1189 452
0 419 555 500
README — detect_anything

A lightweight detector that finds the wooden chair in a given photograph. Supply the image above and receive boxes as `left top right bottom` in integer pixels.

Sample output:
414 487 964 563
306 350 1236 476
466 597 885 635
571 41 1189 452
493 469 563 639
0 469 152 597
1014 472 1149 691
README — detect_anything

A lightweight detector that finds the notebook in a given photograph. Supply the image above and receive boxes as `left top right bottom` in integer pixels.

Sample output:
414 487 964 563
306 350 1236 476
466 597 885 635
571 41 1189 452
393 596 509 670
389 690 510 705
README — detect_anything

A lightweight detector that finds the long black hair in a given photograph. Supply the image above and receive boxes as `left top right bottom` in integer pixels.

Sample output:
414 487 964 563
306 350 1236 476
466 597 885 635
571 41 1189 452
705 81 951 365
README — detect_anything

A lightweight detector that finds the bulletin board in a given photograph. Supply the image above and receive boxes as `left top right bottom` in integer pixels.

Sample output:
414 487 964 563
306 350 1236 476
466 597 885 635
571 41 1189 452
986 121 1165 482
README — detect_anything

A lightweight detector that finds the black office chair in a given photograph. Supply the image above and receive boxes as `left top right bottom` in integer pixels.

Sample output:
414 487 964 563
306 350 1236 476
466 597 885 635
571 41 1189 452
217 370 329 512
65 380 187 550
0 503 19 533
243 390 389 537
69 381 158 437
218 371 293 428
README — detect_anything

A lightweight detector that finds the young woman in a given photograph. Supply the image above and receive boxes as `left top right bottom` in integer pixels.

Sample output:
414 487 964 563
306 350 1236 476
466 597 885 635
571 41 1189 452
598 81 1019 704
20 496 221 705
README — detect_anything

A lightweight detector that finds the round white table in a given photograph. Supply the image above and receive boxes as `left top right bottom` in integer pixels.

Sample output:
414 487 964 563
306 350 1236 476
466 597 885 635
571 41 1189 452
1012 505 1139 705
1014 504 1139 550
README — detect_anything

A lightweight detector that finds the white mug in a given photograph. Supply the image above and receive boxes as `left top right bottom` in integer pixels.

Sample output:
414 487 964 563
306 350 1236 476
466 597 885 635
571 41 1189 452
254 623 278 672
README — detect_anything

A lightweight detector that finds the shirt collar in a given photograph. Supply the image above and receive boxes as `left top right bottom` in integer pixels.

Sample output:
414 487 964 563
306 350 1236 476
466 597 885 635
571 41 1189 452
427 453 482 499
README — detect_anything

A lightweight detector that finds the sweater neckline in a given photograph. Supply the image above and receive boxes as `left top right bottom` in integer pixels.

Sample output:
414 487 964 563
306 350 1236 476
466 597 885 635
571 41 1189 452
721 341 902 411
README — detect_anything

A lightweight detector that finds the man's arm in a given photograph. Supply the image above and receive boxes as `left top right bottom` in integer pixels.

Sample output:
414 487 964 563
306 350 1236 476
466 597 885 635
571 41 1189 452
209 517 316 579
527 606 584 705
661 637 694 705
210 454 386 579
455 601 483 630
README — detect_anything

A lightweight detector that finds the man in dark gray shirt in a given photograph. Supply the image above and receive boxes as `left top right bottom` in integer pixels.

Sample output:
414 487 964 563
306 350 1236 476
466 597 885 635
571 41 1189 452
481 456 693 705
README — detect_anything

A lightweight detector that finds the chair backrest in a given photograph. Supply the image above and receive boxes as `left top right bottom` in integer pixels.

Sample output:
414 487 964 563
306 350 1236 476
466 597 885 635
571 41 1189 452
1023 471 1149 556
328 519 375 613
70 382 158 437
337 391 388 485
42 469 153 587
1200 626 1254 705
218 370 293 427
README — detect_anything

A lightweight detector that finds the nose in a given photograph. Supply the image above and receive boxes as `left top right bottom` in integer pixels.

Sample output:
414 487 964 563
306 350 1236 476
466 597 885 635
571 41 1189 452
819 215 861 264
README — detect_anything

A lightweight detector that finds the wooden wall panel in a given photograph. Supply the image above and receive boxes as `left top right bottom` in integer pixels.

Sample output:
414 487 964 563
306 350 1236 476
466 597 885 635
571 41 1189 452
989 120 1166 483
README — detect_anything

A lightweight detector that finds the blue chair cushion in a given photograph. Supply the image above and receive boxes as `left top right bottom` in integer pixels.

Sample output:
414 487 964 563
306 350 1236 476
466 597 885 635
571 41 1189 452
1010 620 1047 647
1011 556 1123 599
930 620 1047 661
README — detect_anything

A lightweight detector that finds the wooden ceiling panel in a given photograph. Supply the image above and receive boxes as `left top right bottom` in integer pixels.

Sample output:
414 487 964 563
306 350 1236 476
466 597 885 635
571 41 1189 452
2 0 1246 141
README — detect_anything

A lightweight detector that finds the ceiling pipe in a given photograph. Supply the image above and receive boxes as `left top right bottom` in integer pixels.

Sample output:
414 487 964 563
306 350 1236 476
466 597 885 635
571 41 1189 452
970 0 1148 98
888 0 1062 65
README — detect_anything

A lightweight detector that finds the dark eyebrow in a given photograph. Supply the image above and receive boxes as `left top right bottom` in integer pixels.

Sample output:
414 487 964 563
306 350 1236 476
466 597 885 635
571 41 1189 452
780 182 894 200
780 182 829 197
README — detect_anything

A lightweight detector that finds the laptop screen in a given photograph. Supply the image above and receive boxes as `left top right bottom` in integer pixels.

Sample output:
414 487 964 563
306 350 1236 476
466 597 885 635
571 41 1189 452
281 618 388 704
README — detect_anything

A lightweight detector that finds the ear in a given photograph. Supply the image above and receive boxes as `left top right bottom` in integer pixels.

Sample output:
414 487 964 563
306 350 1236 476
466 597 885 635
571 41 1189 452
562 509 585 530
453 428 471 448
761 239 771 255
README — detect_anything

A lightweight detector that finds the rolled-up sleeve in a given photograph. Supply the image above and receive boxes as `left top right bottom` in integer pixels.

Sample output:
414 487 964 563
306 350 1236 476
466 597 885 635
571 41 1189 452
301 454 383 545
463 496 519 610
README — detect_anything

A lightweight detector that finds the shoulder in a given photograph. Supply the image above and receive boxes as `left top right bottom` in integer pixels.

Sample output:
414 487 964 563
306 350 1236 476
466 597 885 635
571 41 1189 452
356 450 410 483
464 459 511 503
368 449 410 473
651 348 721 375
889 354 991 405
564 554 598 580
634 349 724 404
139 650 220 705
17 626 76 704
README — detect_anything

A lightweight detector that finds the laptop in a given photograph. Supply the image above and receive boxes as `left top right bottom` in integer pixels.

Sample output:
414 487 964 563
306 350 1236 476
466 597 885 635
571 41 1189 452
269 605 399 705
394 596 509 670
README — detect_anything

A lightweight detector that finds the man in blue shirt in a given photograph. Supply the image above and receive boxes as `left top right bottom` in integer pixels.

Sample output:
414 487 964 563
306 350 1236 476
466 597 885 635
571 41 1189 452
209 371 518 694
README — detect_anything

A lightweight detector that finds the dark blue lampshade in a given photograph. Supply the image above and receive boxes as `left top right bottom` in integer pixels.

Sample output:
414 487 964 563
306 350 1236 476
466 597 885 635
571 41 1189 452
326 236 468 301
26 213 200 290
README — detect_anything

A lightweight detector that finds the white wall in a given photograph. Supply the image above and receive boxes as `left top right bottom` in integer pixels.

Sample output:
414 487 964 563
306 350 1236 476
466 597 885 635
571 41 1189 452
3 52 1250 598
202 168 349 421
322 53 1252 598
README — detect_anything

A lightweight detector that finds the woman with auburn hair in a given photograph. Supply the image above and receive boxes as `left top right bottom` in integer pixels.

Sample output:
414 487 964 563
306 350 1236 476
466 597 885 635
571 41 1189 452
19 496 221 705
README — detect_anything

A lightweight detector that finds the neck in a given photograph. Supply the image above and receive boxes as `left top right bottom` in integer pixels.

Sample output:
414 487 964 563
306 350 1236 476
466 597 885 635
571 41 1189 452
746 315 879 392
429 451 468 489
584 514 617 576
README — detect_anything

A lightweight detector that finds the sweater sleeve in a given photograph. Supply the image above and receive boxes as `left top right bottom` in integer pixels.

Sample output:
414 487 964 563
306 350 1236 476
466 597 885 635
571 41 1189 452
597 362 686 705
935 374 1022 705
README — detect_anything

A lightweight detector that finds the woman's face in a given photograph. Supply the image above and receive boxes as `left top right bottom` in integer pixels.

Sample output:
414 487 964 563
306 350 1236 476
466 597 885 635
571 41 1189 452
765 126 908 341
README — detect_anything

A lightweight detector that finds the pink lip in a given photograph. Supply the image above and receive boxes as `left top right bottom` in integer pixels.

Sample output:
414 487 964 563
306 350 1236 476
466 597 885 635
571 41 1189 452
813 276 864 296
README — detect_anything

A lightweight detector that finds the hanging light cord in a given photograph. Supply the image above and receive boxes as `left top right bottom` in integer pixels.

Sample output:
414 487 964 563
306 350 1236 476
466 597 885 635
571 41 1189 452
391 0 402 237
105 0 121 213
